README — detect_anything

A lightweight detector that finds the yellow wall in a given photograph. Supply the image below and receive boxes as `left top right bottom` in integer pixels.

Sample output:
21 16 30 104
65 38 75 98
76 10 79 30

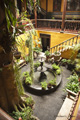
47 0 53 12
40 0 46 10
37 30 75 48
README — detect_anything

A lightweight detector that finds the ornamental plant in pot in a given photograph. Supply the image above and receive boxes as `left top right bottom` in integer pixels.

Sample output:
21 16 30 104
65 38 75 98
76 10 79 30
14 51 21 59
25 96 35 108
61 58 67 66
45 50 50 62
41 81 47 90
53 51 61 61
34 61 40 71
48 77 57 87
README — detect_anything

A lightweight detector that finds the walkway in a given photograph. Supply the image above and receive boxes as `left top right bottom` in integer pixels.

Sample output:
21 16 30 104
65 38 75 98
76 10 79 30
21 64 71 120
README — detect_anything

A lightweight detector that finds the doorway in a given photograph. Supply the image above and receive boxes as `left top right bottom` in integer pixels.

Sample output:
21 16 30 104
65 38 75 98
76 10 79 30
40 34 50 52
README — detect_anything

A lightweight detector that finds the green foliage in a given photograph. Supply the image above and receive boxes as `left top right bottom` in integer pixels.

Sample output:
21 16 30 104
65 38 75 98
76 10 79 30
25 56 30 63
54 51 60 55
56 69 61 75
52 17 55 19
49 78 56 86
52 63 60 70
34 61 40 68
41 81 47 90
65 74 79 93
11 106 33 120
14 63 24 95
22 71 29 77
33 46 42 54
61 59 67 63
25 96 34 106
75 64 80 71
45 50 50 56
77 53 80 58
25 76 32 85
25 39 30 48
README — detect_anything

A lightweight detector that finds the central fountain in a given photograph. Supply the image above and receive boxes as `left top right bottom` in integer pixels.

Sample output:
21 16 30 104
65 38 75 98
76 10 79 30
37 56 47 81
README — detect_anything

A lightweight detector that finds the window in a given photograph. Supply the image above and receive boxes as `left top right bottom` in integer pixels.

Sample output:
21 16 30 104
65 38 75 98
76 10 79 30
67 0 80 11
53 0 61 11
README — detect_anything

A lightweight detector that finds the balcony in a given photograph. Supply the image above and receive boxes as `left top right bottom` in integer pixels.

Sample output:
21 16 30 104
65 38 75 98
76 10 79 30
31 19 80 33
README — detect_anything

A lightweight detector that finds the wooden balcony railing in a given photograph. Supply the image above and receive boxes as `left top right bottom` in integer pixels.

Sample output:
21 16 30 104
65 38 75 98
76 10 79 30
49 34 80 54
31 19 80 32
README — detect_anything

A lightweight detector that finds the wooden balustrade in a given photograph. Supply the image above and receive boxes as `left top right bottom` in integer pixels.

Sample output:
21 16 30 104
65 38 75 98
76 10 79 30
49 34 80 54
31 19 80 32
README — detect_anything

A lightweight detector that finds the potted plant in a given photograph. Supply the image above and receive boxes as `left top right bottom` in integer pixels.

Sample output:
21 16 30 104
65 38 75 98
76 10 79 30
25 96 35 108
45 50 51 62
48 78 56 88
25 76 32 85
41 81 47 90
53 51 61 61
14 51 21 59
56 69 61 75
3 61 12 68
61 59 67 66
66 59 75 70
65 74 79 93
25 56 30 64
33 46 42 59
49 79 56 87
52 63 60 70
34 61 40 71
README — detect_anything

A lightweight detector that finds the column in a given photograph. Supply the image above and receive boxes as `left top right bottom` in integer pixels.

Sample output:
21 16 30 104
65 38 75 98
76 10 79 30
61 0 67 32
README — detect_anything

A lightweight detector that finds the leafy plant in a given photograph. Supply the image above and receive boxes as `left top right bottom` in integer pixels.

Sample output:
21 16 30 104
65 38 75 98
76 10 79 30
25 56 30 63
61 59 67 63
52 63 60 70
56 69 61 75
41 81 47 90
34 61 40 68
45 50 50 56
22 71 29 78
33 46 42 54
65 74 79 93
25 96 34 107
11 106 33 120
75 64 80 72
77 53 80 58
54 51 61 55
49 78 56 86
25 76 32 85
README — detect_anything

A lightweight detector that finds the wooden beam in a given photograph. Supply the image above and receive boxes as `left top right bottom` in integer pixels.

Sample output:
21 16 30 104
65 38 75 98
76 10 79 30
34 0 37 28
61 0 67 32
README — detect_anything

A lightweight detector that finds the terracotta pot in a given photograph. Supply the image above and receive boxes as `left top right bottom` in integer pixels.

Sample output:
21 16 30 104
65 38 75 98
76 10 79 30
14 51 21 59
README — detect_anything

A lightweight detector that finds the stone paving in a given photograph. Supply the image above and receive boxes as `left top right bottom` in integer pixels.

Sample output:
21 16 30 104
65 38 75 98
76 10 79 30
21 62 71 120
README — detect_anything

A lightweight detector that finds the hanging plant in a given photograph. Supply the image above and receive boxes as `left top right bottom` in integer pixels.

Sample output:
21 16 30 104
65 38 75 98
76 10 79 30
25 39 30 48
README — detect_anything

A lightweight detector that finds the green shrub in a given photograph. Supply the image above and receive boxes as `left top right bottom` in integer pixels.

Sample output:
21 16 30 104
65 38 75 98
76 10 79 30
25 76 32 85
34 61 40 68
52 63 60 70
65 74 79 93
41 81 47 90
22 71 29 77
25 96 34 106
11 106 33 120
45 50 50 56
56 69 61 75
33 46 42 54
49 78 56 86
61 59 67 63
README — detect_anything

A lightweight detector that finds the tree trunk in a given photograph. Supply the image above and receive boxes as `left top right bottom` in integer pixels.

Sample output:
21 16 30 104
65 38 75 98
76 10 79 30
0 0 21 112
